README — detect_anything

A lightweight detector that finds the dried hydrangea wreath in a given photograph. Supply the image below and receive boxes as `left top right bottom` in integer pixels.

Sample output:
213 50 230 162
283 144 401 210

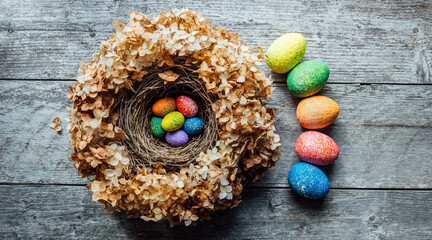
67 9 282 226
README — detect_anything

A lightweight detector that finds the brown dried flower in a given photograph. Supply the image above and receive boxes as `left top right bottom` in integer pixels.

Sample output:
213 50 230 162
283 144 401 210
158 70 180 84
50 117 62 133
67 9 282 226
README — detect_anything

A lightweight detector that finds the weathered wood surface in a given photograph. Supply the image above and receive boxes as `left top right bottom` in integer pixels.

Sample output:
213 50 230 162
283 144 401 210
1 185 431 239
1 0 431 83
1 80 431 188
2 0 432 238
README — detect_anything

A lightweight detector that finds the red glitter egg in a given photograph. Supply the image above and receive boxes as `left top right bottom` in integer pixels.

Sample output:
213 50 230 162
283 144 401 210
176 96 198 118
295 131 339 165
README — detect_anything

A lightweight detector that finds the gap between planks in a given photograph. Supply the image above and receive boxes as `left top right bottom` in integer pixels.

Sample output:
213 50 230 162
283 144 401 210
1 78 432 86
1 182 431 192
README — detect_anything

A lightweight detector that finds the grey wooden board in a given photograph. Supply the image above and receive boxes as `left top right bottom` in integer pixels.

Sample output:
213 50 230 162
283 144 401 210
1 0 432 238
1 80 431 188
1 0 431 83
0 185 431 239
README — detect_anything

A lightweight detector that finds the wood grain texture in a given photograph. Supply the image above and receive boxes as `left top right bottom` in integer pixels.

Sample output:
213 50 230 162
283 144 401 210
1 1 431 238
0 185 431 239
1 80 431 188
0 0 431 83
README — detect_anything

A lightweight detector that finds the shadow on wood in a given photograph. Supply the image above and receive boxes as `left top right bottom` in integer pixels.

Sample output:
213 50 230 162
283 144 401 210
111 205 241 239
289 190 327 210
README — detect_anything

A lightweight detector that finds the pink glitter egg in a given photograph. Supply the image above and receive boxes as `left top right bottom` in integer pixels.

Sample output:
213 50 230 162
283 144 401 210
176 96 198 118
295 131 339 165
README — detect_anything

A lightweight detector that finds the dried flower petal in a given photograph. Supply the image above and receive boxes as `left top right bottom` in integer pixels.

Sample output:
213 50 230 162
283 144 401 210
50 117 62 133
158 70 180 84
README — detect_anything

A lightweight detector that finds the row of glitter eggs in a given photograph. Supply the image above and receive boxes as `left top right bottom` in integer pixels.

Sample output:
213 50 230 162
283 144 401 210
266 33 341 199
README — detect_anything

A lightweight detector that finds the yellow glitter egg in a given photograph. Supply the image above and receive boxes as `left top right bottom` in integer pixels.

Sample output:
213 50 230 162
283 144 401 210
161 111 185 131
266 33 306 74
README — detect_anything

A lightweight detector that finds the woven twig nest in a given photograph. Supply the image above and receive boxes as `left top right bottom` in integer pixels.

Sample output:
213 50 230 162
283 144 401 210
67 9 282 226
114 63 219 169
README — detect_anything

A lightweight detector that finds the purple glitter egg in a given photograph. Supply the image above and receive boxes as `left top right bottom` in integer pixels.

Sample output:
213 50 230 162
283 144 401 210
165 129 189 147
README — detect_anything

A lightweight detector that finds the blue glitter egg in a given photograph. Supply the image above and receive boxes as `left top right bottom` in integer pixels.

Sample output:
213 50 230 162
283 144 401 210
287 162 330 199
183 117 204 135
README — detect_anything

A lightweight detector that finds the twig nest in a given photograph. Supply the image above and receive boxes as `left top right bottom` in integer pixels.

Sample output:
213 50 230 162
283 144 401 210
67 9 282 226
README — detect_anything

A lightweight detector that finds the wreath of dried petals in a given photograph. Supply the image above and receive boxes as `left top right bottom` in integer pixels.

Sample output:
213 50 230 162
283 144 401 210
67 9 282 226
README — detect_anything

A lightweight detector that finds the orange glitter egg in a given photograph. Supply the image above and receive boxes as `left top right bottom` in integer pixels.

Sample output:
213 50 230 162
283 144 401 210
152 97 176 117
296 96 339 129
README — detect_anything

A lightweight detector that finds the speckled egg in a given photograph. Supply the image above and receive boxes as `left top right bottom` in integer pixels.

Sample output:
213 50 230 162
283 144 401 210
288 162 330 199
297 96 340 129
176 96 198 117
287 60 330 98
152 97 176 117
150 116 165 138
165 130 189 147
161 111 185 131
183 117 204 135
296 131 339 165
266 33 306 74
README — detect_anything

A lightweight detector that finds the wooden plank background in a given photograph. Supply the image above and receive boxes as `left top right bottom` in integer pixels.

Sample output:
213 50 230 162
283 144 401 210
1 81 431 188
1 0 431 83
0 0 431 239
1 186 431 239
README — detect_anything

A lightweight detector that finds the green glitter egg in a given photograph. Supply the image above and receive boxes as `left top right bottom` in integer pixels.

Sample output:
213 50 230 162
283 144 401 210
266 33 306 74
150 116 165 138
287 60 330 98
161 111 185 131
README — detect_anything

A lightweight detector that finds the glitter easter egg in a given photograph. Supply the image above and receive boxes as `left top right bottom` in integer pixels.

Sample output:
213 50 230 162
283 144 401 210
152 97 176 117
266 33 306 74
176 96 198 118
150 116 165 138
165 130 189 147
296 131 339 165
161 111 185 131
288 162 330 199
297 96 339 129
287 60 330 98
183 117 204 135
